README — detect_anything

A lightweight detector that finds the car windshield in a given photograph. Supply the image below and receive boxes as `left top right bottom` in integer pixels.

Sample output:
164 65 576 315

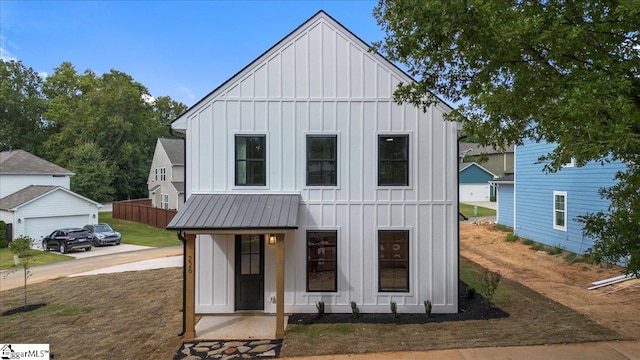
94 224 113 232
69 230 90 238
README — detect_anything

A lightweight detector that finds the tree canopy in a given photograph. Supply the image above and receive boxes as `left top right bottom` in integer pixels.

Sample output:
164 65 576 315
373 0 640 274
1 59 188 203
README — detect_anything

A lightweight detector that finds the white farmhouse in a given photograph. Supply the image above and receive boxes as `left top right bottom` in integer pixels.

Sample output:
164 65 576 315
148 138 185 211
167 11 459 339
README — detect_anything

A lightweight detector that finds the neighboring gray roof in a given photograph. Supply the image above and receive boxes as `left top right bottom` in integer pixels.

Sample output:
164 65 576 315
171 181 185 193
0 150 73 175
459 143 514 156
159 138 184 166
492 175 514 183
0 185 101 210
0 185 57 210
167 193 300 230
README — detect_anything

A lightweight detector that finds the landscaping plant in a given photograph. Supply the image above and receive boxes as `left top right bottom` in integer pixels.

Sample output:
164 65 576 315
350 301 360 318
390 301 398 318
424 300 432 318
480 269 502 308
316 300 325 319
8 236 35 309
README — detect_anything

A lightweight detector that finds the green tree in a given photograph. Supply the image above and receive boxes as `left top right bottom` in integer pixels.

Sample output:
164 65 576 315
373 1 640 274
8 236 35 308
0 60 49 154
68 142 116 203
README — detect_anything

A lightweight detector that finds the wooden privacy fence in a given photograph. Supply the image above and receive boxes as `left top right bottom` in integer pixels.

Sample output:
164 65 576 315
112 199 177 228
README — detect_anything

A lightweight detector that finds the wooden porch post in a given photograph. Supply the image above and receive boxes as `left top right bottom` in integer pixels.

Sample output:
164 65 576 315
185 233 196 339
275 233 285 339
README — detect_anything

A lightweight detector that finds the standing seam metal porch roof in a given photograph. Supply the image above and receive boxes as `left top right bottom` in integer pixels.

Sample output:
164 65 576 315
166 194 300 230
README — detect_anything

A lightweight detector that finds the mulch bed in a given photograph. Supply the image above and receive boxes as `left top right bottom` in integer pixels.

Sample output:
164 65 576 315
2 303 47 316
288 280 508 325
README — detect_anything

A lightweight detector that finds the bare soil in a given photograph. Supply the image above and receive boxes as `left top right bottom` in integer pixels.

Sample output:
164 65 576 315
460 223 640 340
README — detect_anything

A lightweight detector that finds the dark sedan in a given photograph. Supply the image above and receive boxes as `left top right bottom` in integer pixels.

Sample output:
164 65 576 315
42 228 93 254
83 223 121 246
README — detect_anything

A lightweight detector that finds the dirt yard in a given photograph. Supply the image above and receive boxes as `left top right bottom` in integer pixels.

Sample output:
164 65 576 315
460 222 640 340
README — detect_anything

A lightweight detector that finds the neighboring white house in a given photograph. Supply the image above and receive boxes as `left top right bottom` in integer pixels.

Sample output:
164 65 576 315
0 150 101 241
148 138 184 211
167 11 459 339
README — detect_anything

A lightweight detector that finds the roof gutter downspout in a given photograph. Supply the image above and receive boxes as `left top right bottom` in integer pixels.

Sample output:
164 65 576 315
457 134 467 314
169 125 188 337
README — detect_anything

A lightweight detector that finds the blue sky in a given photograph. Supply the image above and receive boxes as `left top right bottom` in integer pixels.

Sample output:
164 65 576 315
1 0 383 106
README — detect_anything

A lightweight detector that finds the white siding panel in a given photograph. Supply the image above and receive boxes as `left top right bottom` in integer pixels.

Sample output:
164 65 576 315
322 23 336 98
254 64 268 98
336 34 349 98
213 102 227 191
377 64 390 99
0 175 70 199
363 56 376 98
268 56 281 98
281 44 295 98
308 24 322 98
282 102 296 190
240 75 253 98
322 102 335 131
294 35 308 98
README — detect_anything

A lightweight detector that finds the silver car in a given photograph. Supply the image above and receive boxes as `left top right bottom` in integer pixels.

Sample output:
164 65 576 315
84 223 122 246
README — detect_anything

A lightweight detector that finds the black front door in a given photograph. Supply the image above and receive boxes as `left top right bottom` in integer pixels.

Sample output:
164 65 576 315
235 234 265 310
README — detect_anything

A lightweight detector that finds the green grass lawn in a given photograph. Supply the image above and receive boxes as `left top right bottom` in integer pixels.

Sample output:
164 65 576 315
0 212 180 270
459 203 496 218
99 212 181 247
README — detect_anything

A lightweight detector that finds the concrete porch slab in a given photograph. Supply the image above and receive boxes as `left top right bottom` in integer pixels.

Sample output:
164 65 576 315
195 315 288 340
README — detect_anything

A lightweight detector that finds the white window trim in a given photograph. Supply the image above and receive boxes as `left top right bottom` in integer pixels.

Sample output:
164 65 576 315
553 191 567 231
562 158 575 168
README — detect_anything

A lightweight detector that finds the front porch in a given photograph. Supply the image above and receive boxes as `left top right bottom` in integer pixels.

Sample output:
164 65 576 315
194 314 289 340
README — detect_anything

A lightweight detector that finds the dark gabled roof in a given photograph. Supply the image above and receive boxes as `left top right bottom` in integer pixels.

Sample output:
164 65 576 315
0 185 101 210
459 143 514 156
171 181 185 193
159 138 184 166
0 150 73 176
458 162 497 177
0 185 58 210
171 10 454 125
167 193 300 231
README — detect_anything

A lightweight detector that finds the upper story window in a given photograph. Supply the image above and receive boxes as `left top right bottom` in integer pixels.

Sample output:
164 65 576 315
154 168 158 181
378 230 409 292
235 135 266 186
553 191 567 231
160 167 166 181
306 135 337 186
378 135 409 186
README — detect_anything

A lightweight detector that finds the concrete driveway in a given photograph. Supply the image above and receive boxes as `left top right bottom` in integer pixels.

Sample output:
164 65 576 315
65 244 151 259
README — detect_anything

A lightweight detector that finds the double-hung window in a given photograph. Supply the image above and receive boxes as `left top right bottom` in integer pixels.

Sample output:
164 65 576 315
306 135 337 186
161 194 169 209
307 230 337 292
553 191 567 231
378 230 409 292
235 135 266 186
160 167 166 181
378 135 409 186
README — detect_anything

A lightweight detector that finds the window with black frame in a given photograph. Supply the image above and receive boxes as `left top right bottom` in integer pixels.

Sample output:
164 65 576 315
378 230 409 292
378 135 409 186
235 135 266 186
306 135 337 186
307 230 337 292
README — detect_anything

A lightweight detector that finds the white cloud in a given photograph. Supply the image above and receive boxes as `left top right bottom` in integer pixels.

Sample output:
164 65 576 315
38 71 48 79
178 86 196 99
0 35 17 61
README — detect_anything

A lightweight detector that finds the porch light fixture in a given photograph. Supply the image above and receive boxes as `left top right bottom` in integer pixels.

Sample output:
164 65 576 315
17 218 22 223
269 234 277 245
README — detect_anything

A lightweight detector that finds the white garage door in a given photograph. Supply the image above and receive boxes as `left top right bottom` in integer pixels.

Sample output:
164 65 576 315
460 184 490 202
24 215 88 241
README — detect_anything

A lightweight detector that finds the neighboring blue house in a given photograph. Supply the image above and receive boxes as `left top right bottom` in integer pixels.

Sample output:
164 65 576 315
459 162 497 202
494 140 626 254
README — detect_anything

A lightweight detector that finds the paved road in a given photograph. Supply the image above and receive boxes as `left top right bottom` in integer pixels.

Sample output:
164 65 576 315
0 245 182 292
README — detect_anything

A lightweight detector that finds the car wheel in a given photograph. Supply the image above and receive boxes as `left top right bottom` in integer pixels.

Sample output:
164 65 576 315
116 242 120 245
59 243 66 254
91 239 98 247
42 241 48 251
85 246 92 252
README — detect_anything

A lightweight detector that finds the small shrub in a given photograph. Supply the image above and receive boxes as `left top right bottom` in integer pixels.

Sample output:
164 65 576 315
505 233 518 242
545 245 563 255
0 238 8 248
424 300 432 318
316 300 325 319
466 286 476 299
521 238 534 246
390 301 398 318
350 301 360 318
492 224 513 233
530 243 544 251
480 269 502 308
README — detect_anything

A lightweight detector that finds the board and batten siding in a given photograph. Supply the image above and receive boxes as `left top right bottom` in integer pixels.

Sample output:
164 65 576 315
178 13 458 314
514 140 626 254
